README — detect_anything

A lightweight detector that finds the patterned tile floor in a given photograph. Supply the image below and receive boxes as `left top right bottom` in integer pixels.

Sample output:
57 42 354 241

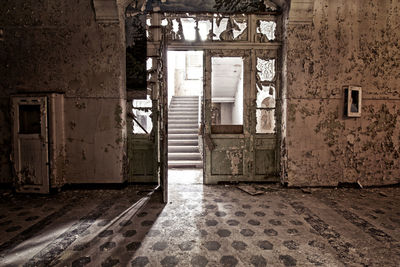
0 172 399 266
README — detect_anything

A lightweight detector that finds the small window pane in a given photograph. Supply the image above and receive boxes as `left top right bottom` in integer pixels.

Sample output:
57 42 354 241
257 58 275 82
232 19 247 40
181 18 196 41
19 105 41 134
133 109 152 134
256 109 275 134
213 18 228 40
132 96 153 134
211 57 243 127
256 20 276 41
257 85 275 108
186 53 203 80
198 20 212 41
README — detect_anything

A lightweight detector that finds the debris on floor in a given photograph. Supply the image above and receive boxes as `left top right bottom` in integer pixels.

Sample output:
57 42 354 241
237 184 264 195
301 188 313 194
378 191 388 197
256 184 281 192
236 183 281 195
0 185 400 266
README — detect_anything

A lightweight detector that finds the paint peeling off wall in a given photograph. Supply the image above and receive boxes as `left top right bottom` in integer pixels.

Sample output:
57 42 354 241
158 0 278 13
0 0 126 186
285 0 400 187
226 151 242 176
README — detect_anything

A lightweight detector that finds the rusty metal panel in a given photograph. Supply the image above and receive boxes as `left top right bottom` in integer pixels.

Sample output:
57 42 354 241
211 150 243 175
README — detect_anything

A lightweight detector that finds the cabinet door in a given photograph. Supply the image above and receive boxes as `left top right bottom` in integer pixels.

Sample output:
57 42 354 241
12 96 49 193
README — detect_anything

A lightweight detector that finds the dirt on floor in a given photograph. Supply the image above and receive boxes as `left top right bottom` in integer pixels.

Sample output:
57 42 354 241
0 183 399 266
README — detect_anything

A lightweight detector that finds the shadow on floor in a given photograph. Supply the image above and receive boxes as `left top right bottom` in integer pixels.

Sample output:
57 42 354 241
0 185 166 266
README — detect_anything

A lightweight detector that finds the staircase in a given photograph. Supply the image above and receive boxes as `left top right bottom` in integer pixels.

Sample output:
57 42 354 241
168 96 202 168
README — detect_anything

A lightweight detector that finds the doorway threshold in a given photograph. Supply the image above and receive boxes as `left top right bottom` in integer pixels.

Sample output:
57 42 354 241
168 169 203 185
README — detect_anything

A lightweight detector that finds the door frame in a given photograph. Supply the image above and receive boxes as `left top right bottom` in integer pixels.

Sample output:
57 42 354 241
146 12 282 197
165 46 281 184
202 49 252 184
11 96 50 193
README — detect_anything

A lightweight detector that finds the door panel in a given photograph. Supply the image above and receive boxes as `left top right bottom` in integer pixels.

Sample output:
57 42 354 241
203 50 251 184
253 49 279 181
254 137 276 175
127 135 155 183
12 97 49 193
211 150 243 175
255 149 276 175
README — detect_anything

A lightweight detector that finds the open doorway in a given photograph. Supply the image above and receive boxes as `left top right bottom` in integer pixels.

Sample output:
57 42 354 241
167 50 204 184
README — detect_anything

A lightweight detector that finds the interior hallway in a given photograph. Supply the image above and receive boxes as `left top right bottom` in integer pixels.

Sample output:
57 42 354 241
0 172 399 266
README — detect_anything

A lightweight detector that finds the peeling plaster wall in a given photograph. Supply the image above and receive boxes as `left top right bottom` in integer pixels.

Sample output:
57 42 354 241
285 0 400 186
0 0 126 184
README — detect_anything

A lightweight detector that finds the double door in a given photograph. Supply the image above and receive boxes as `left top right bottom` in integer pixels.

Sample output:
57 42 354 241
202 49 279 184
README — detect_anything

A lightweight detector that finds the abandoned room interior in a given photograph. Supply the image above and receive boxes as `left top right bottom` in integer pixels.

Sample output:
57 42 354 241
0 0 399 266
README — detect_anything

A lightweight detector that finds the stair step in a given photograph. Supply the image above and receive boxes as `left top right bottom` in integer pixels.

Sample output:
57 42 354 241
168 140 198 146
168 113 198 117
169 110 198 113
171 98 198 100
169 108 197 112
169 124 198 129
172 96 199 98
170 102 198 104
170 104 197 107
170 102 198 105
168 96 201 168
169 105 199 111
169 120 198 125
168 160 202 168
169 134 198 140
168 146 199 153
168 153 201 160
168 128 198 134
169 109 198 112
168 116 198 120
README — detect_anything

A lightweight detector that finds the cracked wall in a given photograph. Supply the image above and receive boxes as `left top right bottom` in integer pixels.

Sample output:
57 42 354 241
285 0 400 186
1 0 399 187
0 0 127 185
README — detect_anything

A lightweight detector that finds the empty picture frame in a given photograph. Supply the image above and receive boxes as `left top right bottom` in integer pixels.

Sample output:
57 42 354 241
344 86 362 117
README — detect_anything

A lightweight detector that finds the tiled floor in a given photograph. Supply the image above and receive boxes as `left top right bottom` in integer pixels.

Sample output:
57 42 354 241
0 171 399 266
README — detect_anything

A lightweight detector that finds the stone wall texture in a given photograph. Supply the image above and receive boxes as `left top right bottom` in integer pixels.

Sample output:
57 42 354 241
285 0 400 186
0 0 399 187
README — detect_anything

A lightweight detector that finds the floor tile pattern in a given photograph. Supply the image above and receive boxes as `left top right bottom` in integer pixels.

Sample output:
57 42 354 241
0 179 399 266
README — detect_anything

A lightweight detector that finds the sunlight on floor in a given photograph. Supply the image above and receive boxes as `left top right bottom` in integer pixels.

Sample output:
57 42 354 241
168 169 203 185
